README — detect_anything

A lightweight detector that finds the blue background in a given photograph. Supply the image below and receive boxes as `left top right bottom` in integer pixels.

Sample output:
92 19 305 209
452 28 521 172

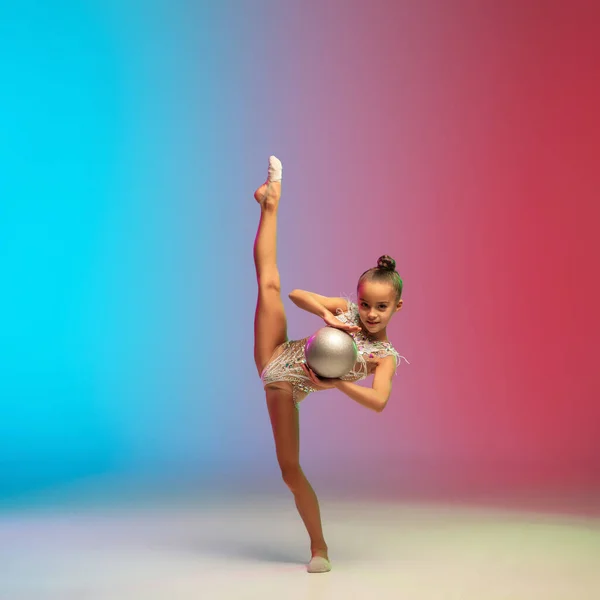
0 1 290 497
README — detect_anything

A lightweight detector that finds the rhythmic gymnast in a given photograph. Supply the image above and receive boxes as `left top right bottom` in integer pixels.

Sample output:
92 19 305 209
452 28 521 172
252 156 405 573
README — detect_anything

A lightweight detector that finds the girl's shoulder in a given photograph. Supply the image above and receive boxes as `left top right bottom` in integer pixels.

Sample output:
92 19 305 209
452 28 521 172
338 295 408 372
371 343 408 374
335 295 359 317
334 299 360 327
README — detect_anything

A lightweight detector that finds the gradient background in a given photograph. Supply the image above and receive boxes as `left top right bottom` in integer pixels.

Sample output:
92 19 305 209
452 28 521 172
1 0 598 507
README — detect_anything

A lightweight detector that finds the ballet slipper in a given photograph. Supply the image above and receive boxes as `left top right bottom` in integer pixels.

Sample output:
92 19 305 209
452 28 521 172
307 556 332 573
254 155 282 205
267 155 282 183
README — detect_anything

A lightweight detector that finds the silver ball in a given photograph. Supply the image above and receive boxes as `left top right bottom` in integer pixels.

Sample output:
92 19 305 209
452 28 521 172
304 327 358 379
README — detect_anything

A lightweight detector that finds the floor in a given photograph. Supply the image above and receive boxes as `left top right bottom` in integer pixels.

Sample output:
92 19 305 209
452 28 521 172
1 490 599 600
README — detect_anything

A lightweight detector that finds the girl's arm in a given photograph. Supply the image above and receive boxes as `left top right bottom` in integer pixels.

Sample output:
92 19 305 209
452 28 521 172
288 290 348 319
290 290 361 334
332 355 396 413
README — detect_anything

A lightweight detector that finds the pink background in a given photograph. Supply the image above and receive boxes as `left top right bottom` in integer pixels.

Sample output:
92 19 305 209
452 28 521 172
249 1 600 498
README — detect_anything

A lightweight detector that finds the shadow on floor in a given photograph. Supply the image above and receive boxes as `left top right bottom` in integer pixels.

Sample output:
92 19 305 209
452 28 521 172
179 538 305 565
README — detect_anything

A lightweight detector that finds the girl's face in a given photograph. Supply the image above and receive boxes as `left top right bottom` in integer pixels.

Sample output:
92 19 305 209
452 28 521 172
357 280 402 335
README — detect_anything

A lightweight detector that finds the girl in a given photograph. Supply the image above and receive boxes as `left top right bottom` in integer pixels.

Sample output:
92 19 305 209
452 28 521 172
253 156 405 573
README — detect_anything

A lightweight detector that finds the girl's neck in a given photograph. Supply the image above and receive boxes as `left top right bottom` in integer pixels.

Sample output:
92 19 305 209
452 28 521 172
360 323 389 343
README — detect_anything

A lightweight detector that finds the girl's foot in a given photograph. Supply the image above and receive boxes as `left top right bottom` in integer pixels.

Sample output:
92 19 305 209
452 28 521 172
254 155 282 208
267 155 283 183
307 555 332 574
307 546 330 573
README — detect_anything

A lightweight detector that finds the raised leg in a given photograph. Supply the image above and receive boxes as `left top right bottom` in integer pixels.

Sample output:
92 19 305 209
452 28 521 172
253 156 288 374
266 387 331 571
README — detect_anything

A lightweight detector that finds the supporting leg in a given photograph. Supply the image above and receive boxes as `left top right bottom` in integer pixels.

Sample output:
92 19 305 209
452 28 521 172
265 387 331 572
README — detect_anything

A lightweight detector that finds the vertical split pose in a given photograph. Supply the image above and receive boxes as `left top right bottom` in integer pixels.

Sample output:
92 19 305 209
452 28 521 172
253 156 406 573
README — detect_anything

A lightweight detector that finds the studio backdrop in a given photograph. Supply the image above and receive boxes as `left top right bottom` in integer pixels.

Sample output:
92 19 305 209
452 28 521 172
1 0 598 500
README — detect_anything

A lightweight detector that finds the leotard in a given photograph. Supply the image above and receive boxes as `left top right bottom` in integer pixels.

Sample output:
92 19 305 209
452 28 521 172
260 301 406 406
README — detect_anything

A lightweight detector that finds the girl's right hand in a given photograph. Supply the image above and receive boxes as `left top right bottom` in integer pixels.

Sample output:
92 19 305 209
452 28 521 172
322 311 361 333
301 363 338 390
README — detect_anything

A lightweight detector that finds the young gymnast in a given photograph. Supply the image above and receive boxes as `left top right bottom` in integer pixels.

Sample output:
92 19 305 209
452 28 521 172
253 156 405 573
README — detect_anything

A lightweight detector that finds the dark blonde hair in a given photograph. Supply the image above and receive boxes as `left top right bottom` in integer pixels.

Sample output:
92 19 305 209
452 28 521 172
358 255 403 300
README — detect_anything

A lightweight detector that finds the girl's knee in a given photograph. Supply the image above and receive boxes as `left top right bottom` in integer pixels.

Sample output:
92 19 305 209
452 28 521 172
280 463 303 489
258 273 281 293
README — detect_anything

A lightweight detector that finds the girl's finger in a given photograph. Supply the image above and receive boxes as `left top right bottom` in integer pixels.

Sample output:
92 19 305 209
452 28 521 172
308 367 321 385
302 363 318 383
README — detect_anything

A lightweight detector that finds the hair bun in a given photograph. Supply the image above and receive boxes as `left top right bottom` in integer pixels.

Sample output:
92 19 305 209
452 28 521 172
377 255 396 271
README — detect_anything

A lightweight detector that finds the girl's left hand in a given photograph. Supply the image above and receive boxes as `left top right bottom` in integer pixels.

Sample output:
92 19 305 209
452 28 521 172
301 363 338 389
322 311 361 333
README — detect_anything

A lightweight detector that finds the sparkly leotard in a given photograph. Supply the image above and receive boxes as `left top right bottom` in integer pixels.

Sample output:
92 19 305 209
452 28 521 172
260 301 407 407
